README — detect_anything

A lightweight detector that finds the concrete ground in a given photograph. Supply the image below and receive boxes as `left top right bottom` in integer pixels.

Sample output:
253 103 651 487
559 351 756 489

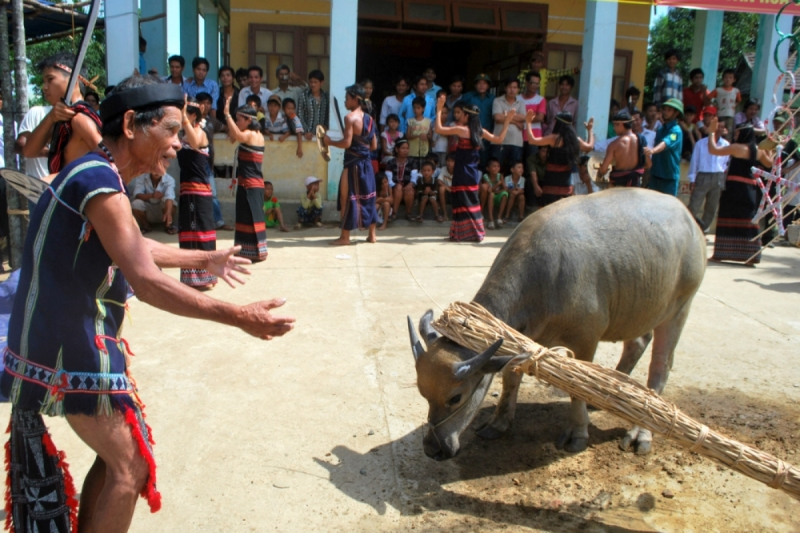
1 218 799 532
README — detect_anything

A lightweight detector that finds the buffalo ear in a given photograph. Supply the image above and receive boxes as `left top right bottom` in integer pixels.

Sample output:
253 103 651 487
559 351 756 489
418 309 439 346
481 356 515 374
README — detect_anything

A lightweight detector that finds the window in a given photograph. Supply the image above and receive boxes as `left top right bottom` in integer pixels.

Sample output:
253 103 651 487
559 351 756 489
501 4 546 33
453 3 500 30
404 0 451 26
359 0 402 21
249 25 330 87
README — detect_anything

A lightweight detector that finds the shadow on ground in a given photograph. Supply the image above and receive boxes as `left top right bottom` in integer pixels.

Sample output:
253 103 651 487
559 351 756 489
314 401 643 532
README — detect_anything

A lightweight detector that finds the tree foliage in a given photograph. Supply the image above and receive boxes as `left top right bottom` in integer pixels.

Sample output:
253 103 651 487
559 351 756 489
25 28 107 107
644 8 758 104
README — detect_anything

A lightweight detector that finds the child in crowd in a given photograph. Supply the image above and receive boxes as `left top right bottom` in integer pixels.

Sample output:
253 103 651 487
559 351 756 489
376 173 393 230
295 176 323 229
679 105 701 160
381 114 404 165
529 144 548 207
709 69 740 142
502 161 526 223
480 158 508 229
625 86 641 114
431 89 450 166
245 95 265 124
653 48 683 106
263 94 287 139
416 161 442 222
696 105 716 137
280 98 304 158
643 103 662 132
437 153 455 221
406 96 432 166
263 181 289 232
425 153 441 180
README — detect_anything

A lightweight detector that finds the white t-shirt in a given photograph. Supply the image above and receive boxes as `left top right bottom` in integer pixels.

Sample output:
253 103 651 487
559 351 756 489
505 175 525 191
712 87 740 118
131 173 176 202
18 106 52 179
519 94 546 140
380 96 404 127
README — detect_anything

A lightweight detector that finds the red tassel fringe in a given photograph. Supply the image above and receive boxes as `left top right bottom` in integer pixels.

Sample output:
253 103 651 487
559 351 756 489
4 421 13 533
41 432 79 533
122 406 161 513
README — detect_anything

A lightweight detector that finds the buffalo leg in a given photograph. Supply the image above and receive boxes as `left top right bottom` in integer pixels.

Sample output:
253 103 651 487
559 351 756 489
476 365 522 440
615 331 654 375
556 338 599 453
621 301 692 455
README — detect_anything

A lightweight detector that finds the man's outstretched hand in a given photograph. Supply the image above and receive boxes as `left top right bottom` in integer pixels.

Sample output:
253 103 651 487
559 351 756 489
205 246 252 287
238 298 296 340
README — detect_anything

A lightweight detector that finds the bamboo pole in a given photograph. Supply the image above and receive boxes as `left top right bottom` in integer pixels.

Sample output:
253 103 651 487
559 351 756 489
432 301 800 502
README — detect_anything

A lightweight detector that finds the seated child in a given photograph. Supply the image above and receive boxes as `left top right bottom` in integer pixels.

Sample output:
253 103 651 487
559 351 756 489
376 173 393 230
425 153 441 180
437 153 455 221
295 176 323 229
501 161 526 223
263 94 287 139
381 114 404 165
263 181 289 232
280 97 304 158
480 157 507 229
415 161 442 222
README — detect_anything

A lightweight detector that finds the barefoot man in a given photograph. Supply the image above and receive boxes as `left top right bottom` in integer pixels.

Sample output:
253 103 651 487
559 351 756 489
1 76 295 533
598 110 649 188
324 84 379 245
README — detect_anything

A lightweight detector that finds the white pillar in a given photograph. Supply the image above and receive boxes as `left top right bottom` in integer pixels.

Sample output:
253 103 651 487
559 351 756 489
691 10 724 86
179 0 199 78
105 0 138 85
326 0 358 199
203 9 219 79
577 0 618 142
141 0 167 77
753 14 792 122
166 0 181 58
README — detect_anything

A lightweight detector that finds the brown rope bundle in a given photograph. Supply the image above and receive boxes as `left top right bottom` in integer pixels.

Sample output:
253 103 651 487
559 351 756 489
432 301 800 501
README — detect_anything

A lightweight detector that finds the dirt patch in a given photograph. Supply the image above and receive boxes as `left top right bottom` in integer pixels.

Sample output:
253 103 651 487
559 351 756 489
389 383 800 532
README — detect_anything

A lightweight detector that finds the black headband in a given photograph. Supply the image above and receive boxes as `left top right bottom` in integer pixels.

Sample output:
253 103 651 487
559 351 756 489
100 83 185 123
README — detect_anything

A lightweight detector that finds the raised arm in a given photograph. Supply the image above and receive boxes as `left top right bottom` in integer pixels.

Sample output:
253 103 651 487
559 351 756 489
224 96 253 144
578 118 594 152
434 94 468 137
523 109 556 146
482 109 516 144
705 117 750 158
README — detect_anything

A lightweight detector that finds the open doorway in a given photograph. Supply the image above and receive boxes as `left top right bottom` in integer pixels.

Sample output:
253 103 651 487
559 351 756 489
357 29 537 106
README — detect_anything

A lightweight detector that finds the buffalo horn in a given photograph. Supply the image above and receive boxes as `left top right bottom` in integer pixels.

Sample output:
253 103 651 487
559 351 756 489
453 338 505 379
419 309 440 346
408 315 425 361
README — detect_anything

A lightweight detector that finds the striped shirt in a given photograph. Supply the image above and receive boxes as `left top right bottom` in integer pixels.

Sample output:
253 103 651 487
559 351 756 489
297 89 329 134
653 68 683 106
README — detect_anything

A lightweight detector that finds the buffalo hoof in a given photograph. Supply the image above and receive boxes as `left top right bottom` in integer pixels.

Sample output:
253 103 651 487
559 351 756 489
556 430 589 453
475 422 506 440
620 426 652 455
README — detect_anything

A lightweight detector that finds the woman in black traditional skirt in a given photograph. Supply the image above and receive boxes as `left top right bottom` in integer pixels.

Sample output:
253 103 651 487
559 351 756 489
178 98 217 288
433 96 515 242
225 97 268 261
524 111 595 206
706 117 773 266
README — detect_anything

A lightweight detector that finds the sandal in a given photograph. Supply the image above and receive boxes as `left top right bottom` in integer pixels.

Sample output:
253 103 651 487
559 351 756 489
388 214 397 222
416 216 423 222
406 214 416 222
435 215 443 223
165 225 178 235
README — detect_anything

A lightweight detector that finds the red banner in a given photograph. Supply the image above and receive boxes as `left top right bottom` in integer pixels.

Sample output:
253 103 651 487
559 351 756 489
656 0 800 16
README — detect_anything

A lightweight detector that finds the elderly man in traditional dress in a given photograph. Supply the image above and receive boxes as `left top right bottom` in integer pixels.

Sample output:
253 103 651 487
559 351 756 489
0 75 295 533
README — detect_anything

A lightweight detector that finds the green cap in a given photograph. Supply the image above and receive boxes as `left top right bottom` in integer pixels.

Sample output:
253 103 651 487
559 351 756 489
662 98 684 115
474 73 492 84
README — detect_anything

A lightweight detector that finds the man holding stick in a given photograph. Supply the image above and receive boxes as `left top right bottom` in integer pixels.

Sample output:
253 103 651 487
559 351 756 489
0 76 295 533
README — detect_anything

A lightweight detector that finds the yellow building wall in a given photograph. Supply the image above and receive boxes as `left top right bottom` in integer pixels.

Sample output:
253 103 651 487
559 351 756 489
229 0 651 93
229 0 331 70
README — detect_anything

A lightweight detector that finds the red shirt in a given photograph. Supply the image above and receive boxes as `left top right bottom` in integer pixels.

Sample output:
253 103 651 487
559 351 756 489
683 87 708 123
